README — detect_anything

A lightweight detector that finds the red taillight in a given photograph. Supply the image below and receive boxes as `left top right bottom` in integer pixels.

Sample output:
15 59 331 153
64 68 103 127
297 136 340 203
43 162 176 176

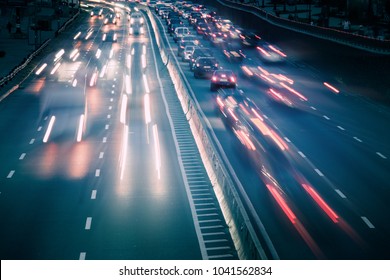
230 77 236 83
212 76 217 81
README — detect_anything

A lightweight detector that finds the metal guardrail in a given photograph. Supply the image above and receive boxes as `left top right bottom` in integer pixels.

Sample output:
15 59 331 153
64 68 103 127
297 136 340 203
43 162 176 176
0 10 80 89
145 6 274 260
218 0 390 54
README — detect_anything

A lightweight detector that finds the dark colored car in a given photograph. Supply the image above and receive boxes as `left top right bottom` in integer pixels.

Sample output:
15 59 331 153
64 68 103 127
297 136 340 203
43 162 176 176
189 47 213 70
210 69 237 91
193 57 219 78
222 40 245 62
178 40 198 56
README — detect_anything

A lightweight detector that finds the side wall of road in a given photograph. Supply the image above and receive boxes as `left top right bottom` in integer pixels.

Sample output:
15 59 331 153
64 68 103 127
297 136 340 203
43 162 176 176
145 6 274 260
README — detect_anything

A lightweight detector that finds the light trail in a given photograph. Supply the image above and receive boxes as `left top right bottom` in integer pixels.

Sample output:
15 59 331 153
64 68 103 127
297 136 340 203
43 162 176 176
120 94 128 124
76 114 85 142
43 116 56 143
153 124 161 180
73 31 81 40
144 94 151 124
143 74 150 93
125 74 132 94
323 82 340 93
50 63 61 75
120 125 129 181
54 49 65 62
35 63 47 75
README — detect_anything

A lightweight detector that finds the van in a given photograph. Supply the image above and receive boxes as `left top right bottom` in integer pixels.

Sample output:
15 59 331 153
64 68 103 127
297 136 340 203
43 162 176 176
173 26 190 42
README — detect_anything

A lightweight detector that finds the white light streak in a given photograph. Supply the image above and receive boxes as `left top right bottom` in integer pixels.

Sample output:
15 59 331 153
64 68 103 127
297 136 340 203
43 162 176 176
120 125 129 181
76 114 85 142
35 63 47 75
50 63 61 75
54 49 65 62
96 48 102 59
72 79 78 87
125 74 132 94
143 74 150 93
144 94 151 124
141 54 146 69
120 95 128 124
73 31 81 40
43 116 56 143
153 124 161 180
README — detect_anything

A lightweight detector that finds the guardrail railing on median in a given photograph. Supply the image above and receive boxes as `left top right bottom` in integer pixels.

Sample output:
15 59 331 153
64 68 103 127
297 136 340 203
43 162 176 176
0 10 80 91
145 6 274 260
218 0 390 54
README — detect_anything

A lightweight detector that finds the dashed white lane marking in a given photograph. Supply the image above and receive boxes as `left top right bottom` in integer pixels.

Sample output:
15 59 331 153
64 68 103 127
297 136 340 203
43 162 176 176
19 153 26 160
107 114 111 119
29 138 35 144
109 106 112 110
44 116 48 121
335 189 346 198
361 216 375 229
298 151 306 158
111 90 114 94
112 85 115 88
7 170 15 178
103 137 107 143
105 124 109 130
85 217 92 230
284 137 291 143
314 168 324 176
99 152 104 159
91 190 97 200
263 114 268 119
79 252 86 260
37 126 42 131
323 115 330 120
337 126 345 131
353 137 363 143
110 98 113 102
95 169 100 177
376 152 387 159
310 106 317 110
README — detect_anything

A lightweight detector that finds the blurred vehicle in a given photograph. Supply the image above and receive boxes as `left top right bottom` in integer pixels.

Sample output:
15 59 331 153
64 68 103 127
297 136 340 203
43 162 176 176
183 45 196 62
256 42 287 63
265 85 307 108
223 40 245 62
178 40 198 57
215 18 233 32
210 69 237 91
209 31 227 47
173 26 190 42
195 21 208 35
193 57 219 79
104 13 117 25
237 28 261 47
189 47 213 70
91 6 103 17
102 30 117 42
130 12 144 35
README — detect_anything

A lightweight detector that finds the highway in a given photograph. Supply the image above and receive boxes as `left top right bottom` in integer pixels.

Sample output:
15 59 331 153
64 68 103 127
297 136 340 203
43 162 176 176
152 1 390 260
1 0 390 260
0 3 237 260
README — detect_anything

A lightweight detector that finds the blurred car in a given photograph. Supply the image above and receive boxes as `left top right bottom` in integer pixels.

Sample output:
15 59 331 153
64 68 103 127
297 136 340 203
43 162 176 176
104 13 117 25
183 45 196 62
209 31 227 47
223 40 245 62
256 42 287 63
91 7 103 17
210 69 237 91
265 85 307 108
238 29 262 47
193 57 219 79
102 30 117 42
173 26 190 42
130 12 144 35
178 40 198 57
189 47 213 70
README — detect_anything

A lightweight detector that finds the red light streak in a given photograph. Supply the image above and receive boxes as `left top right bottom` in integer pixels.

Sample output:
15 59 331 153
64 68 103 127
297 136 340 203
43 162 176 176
266 184 297 224
301 184 339 223
323 82 340 93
